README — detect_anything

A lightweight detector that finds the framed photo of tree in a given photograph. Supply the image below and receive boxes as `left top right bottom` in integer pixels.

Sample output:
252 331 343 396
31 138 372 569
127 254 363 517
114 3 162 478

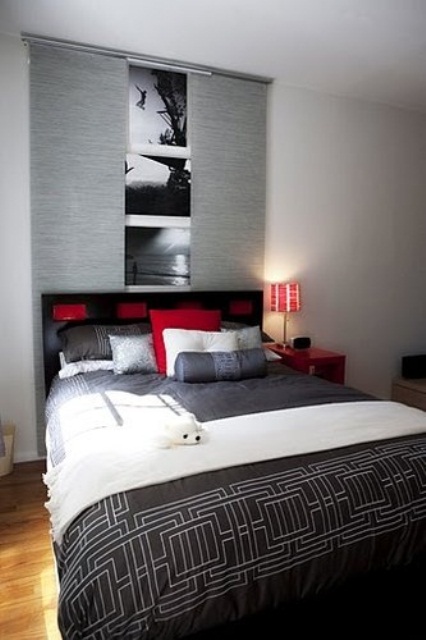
125 153 191 217
126 64 191 289
128 65 189 154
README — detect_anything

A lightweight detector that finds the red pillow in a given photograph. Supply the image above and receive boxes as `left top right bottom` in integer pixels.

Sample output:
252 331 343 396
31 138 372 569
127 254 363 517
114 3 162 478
150 309 222 374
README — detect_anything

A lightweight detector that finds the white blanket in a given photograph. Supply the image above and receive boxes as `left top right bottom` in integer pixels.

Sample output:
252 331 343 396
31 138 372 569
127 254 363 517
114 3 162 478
44 400 426 544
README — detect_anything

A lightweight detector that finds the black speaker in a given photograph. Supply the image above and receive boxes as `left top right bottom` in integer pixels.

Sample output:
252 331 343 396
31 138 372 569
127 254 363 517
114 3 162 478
401 354 426 379
290 336 311 350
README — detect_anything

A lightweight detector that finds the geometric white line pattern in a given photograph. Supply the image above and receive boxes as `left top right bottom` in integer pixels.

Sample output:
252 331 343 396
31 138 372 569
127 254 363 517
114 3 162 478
56 436 426 639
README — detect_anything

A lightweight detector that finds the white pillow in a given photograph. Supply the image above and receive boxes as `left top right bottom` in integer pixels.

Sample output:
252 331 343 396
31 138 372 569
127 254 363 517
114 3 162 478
263 347 282 362
163 329 239 377
59 359 114 379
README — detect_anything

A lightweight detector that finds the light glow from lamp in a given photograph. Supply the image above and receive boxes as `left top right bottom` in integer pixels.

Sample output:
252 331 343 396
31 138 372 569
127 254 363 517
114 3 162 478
270 282 301 345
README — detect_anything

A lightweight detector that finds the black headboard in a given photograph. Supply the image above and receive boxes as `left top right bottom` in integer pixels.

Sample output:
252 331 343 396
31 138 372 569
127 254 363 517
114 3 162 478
41 290 264 393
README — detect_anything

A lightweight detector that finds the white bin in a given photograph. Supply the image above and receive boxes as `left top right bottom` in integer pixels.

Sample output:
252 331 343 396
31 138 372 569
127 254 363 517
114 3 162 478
0 423 15 476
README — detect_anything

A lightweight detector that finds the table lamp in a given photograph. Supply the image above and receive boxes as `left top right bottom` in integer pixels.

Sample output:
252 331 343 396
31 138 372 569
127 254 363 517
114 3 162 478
270 281 301 346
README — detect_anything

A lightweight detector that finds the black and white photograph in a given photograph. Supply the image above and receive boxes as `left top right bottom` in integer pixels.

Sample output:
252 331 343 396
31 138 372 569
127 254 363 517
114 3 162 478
125 153 191 216
125 226 190 286
128 65 187 149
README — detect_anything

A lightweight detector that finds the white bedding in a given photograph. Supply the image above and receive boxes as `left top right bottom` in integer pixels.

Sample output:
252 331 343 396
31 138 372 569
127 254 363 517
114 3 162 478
44 399 426 544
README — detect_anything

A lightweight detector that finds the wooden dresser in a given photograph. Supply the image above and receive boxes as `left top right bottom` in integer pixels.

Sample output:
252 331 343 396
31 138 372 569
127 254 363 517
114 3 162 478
391 377 426 411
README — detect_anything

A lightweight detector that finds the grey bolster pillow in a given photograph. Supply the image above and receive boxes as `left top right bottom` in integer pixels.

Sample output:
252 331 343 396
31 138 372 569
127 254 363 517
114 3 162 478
174 348 267 383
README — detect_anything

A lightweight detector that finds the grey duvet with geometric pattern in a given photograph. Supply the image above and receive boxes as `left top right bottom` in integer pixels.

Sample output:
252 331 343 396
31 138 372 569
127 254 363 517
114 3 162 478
46 369 426 639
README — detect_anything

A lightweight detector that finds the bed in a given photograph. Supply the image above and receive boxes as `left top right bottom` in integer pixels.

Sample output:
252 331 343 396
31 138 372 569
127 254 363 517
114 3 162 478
41 290 426 639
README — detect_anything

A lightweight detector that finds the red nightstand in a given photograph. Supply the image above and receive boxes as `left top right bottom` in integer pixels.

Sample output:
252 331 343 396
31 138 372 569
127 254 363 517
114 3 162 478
266 343 346 384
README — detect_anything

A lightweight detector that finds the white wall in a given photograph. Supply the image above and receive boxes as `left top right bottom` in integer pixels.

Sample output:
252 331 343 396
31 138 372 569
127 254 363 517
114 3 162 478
2 32 426 460
264 81 426 398
0 35 37 461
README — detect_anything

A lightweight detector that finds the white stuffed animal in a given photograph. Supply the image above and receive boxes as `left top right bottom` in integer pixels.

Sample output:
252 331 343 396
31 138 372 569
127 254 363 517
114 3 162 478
155 414 204 448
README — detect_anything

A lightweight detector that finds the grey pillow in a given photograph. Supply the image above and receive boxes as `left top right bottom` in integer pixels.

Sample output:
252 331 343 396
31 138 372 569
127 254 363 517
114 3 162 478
58 322 151 362
174 348 267 383
109 334 157 374
233 325 262 350
221 322 274 344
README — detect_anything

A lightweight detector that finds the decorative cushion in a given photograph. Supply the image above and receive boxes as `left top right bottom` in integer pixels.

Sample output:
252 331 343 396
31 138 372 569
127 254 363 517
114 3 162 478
220 323 280 361
163 328 238 377
109 334 157 375
221 321 274 343
58 322 151 362
174 348 267 383
224 325 263 350
150 309 221 374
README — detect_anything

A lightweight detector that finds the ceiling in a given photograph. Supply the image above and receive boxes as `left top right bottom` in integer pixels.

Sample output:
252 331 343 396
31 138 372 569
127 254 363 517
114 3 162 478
2 0 426 113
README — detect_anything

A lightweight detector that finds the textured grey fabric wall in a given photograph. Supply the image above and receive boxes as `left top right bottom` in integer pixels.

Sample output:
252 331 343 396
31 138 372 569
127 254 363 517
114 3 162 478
30 45 267 454
30 44 127 454
191 74 267 289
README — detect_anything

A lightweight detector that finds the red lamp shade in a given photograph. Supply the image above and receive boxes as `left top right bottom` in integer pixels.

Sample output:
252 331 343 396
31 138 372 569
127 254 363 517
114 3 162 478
270 282 301 313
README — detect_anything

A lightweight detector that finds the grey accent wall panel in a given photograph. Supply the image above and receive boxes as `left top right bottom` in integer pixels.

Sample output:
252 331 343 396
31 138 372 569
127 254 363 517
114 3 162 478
190 74 267 289
30 44 127 453
30 48 267 454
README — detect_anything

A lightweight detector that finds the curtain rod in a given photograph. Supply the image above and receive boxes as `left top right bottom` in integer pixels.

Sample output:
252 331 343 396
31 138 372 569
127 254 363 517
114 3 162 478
21 33 273 84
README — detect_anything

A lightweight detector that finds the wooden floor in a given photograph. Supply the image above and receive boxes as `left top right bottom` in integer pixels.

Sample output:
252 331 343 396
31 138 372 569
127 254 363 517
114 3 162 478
0 460 62 640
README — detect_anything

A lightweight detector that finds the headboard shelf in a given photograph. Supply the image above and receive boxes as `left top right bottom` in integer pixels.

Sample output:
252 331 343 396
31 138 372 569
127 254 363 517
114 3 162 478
41 290 264 393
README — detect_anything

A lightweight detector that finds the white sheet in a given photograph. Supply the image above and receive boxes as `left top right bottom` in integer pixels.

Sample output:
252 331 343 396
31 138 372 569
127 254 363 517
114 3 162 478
44 400 426 544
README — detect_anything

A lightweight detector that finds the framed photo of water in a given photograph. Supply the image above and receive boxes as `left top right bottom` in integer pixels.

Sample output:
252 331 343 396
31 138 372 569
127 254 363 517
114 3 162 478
125 64 191 288
125 218 190 287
